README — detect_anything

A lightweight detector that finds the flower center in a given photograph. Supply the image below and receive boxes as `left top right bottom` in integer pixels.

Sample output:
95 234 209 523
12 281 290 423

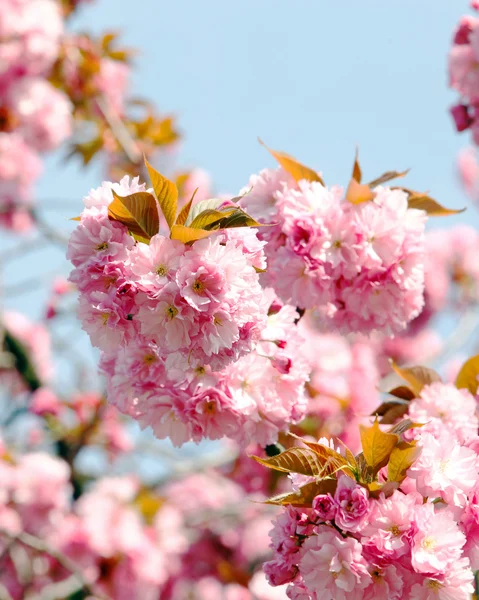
96 242 108 251
204 401 216 413
192 279 205 294
165 305 178 320
426 580 443 590
156 264 167 276
439 459 450 474
195 366 206 375
390 525 400 536
421 536 436 551
101 313 109 325
214 315 222 326
333 240 342 248
143 353 157 365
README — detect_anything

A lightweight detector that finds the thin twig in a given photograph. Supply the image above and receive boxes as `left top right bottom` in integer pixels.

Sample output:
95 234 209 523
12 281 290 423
30 210 69 247
96 96 142 164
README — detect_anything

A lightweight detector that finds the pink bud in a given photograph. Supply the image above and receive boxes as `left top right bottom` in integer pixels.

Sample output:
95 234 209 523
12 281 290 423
451 104 473 132
312 493 337 521
52 277 71 296
454 16 473 44
30 387 62 417
271 355 292 374
472 1 479 12
45 302 57 320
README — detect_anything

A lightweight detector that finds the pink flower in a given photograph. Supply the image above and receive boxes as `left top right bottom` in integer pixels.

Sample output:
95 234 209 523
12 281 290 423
334 475 370 533
185 387 243 441
409 383 478 444
411 503 466 574
408 431 479 507
129 235 184 292
360 490 422 564
299 526 370 599
0 0 63 84
362 565 404 600
67 206 134 268
4 78 72 151
312 494 337 522
30 387 62 417
409 558 474 600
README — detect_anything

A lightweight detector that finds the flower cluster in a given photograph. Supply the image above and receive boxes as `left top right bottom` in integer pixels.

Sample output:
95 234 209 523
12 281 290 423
260 372 479 600
68 176 267 370
239 167 427 336
102 298 309 447
68 174 311 446
449 4 479 144
0 449 184 599
0 0 72 230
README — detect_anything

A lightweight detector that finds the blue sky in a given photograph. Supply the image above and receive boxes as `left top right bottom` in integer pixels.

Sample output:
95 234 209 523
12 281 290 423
2 0 475 334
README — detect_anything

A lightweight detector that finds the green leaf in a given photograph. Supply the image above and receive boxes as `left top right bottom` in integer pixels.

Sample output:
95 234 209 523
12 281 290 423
251 447 336 478
387 441 421 483
359 419 399 474
108 191 160 243
259 138 325 186
145 158 178 230
170 224 215 244
390 361 442 396
455 354 479 395
265 478 337 507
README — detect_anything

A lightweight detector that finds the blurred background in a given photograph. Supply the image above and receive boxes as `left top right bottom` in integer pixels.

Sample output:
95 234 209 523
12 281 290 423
1 1 478 598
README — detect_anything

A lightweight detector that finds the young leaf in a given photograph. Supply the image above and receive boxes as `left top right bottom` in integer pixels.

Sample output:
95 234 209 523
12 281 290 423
108 191 160 243
388 386 416 401
371 398 409 419
376 402 409 425
387 441 421 483
251 447 335 477
387 418 423 436
189 208 235 230
288 433 356 478
186 198 226 226
175 188 198 226
352 148 362 183
455 354 479 396
407 194 465 216
345 177 375 204
170 225 215 245
145 158 178 230
365 480 400 499
204 208 262 230
259 138 325 185
359 419 399 473
368 169 409 188
389 361 442 396
265 478 337 507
